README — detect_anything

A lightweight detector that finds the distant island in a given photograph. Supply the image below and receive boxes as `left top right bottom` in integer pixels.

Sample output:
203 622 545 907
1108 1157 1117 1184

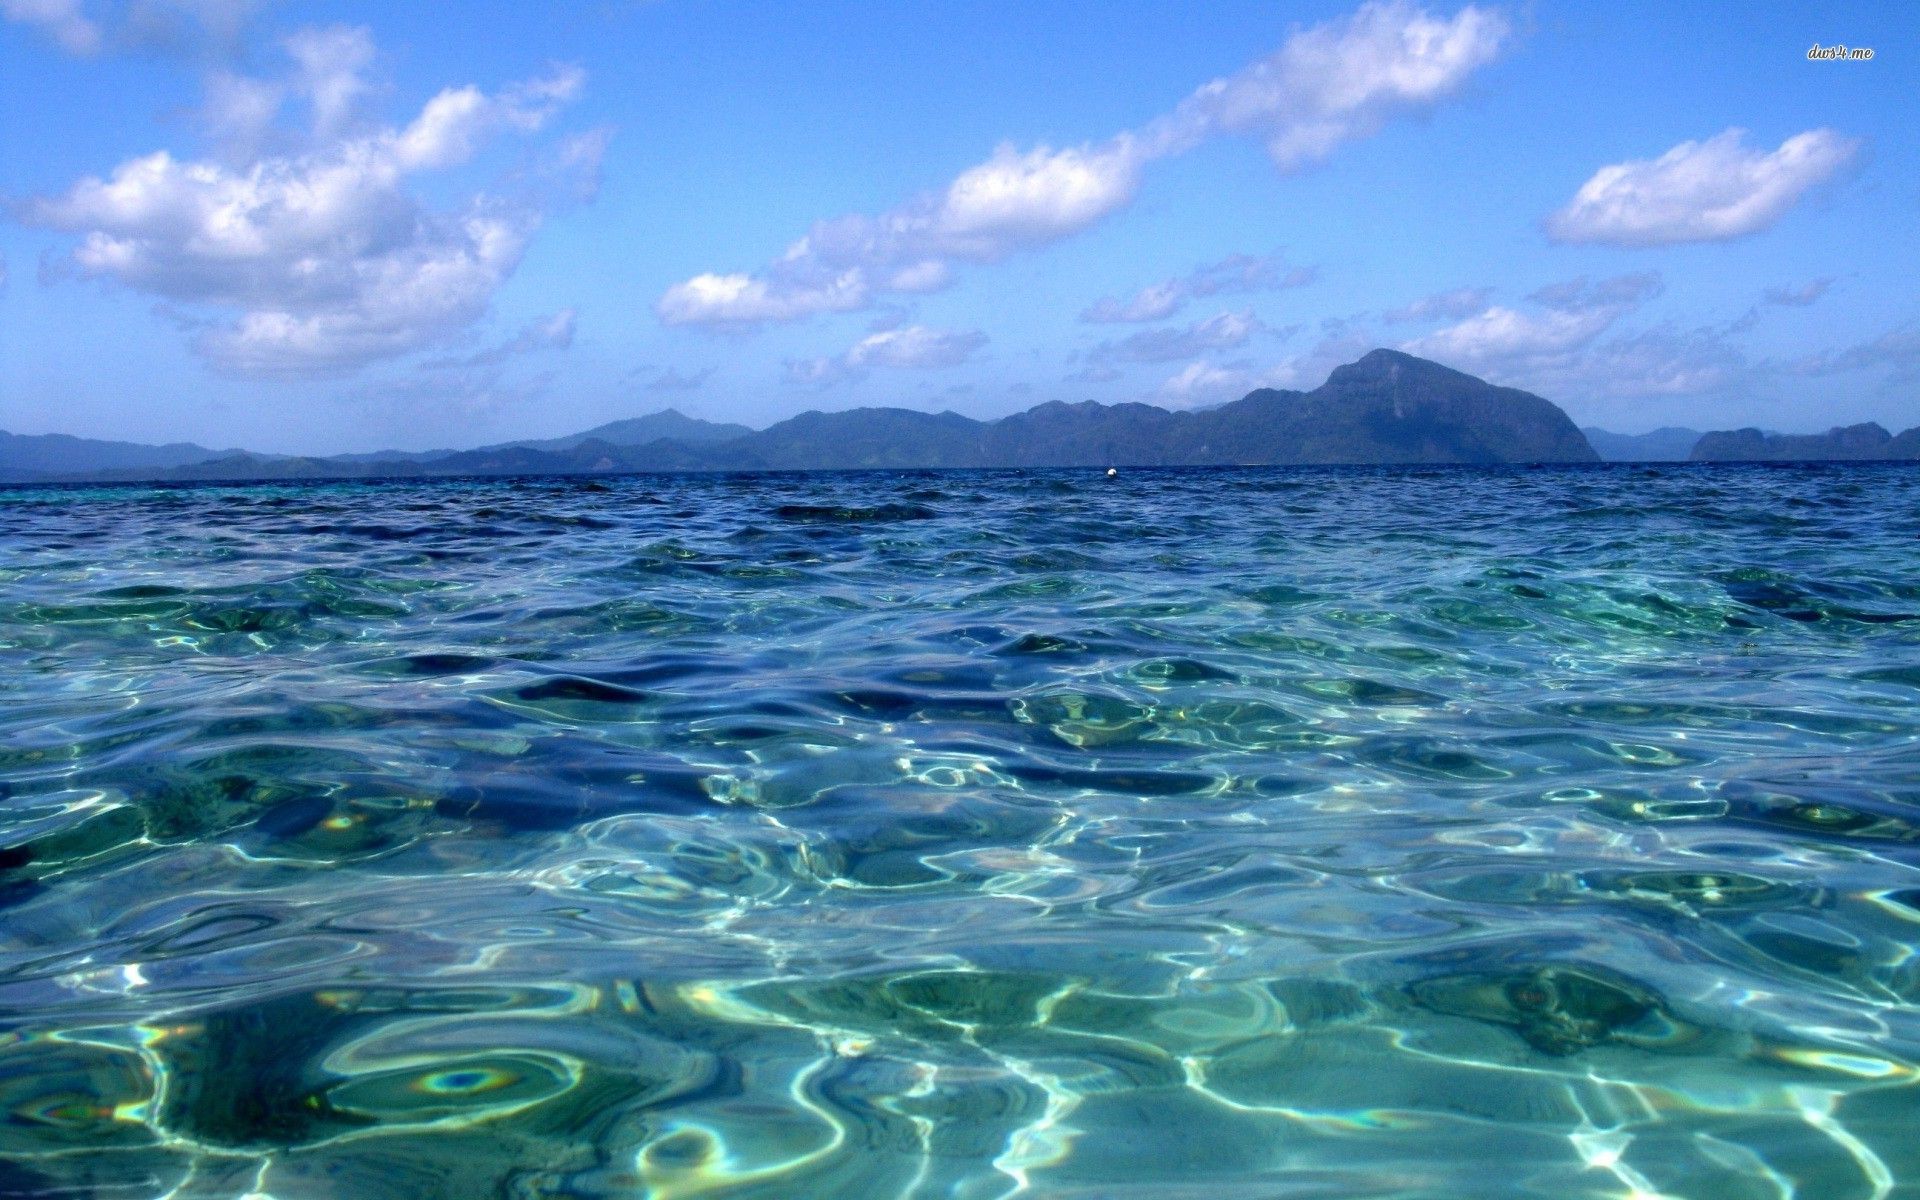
1690 423 1920 463
4 349 1915 484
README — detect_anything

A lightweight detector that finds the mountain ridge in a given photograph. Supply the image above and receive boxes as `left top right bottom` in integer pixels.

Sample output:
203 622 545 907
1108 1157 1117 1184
7 349 1607 483
0 430 261 480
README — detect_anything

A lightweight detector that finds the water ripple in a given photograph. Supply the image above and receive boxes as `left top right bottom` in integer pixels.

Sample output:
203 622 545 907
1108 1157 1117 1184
3 464 1920 1197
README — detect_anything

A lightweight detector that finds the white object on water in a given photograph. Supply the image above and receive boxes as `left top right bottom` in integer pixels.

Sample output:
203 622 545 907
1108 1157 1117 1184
1106 467 1117 477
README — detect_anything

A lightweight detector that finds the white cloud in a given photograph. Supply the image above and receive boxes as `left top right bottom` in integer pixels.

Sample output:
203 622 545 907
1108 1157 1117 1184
660 1 1508 327
934 139 1147 256
1082 251 1312 323
1546 128 1860 247
660 138 1145 329
1400 272 1655 377
285 25 375 141
1157 361 1262 408
24 32 587 375
1 0 101 53
196 25 377 158
848 325 987 369
785 324 987 386
1095 309 1263 363
659 270 869 327
1396 271 1758 402
1405 304 1619 363
1159 0 1509 171
1384 285 1491 322
1402 275 1658 368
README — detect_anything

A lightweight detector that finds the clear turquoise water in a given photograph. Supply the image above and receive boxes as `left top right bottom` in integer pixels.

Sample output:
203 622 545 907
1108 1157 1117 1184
2 464 1918 1199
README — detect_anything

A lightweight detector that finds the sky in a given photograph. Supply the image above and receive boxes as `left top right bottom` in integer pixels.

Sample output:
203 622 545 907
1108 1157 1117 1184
0 1 1913 455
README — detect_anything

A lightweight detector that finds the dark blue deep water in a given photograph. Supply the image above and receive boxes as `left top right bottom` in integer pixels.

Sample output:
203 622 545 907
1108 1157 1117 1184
3 464 1919 1199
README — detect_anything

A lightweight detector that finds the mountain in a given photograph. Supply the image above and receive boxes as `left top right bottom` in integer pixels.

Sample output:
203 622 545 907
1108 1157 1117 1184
157 454 413 481
324 409 755 465
7 352 1600 483
1691 423 1920 462
610 350 1597 471
475 409 754 455
1231 349 1597 464
1581 426 1704 462
0 430 246 481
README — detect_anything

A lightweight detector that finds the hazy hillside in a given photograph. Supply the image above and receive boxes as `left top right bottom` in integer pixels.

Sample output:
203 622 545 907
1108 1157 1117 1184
1581 427 1704 462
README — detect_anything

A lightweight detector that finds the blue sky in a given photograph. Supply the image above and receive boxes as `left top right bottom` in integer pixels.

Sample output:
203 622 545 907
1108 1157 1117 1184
0 1 1912 454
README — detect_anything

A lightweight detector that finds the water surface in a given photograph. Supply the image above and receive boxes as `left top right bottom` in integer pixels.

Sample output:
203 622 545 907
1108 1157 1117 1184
2 464 1918 1199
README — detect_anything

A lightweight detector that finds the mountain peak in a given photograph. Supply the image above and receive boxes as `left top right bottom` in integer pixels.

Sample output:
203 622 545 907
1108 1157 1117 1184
1327 348 1471 387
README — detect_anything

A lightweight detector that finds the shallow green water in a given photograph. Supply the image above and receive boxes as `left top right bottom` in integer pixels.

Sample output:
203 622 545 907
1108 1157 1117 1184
2 464 1918 1199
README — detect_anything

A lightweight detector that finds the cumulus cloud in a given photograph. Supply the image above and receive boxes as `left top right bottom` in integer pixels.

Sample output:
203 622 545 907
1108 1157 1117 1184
1403 273 1658 370
1405 305 1620 363
1156 361 1266 409
1394 270 1761 401
284 24 376 141
850 325 988 369
1383 285 1491 322
1546 128 1860 247
23 30 588 374
1081 251 1313 323
785 324 987 386
1 0 101 53
195 25 389 158
1094 309 1264 363
1158 0 1509 171
660 1 1508 327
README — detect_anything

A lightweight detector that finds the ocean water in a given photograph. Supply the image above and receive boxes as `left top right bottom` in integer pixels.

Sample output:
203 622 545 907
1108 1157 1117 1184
2 464 1918 1200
